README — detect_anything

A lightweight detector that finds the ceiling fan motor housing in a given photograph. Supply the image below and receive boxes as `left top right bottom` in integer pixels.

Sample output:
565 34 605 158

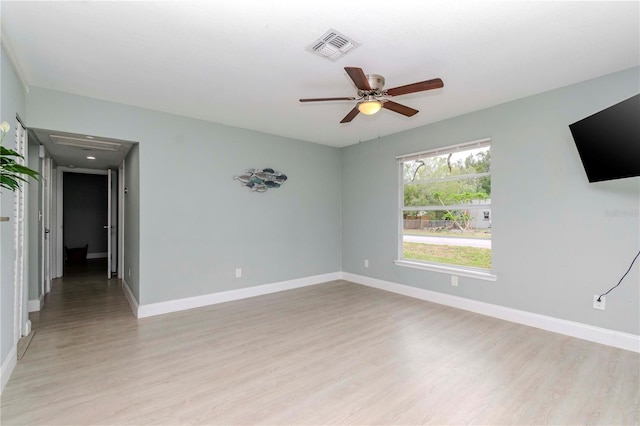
358 74 385 97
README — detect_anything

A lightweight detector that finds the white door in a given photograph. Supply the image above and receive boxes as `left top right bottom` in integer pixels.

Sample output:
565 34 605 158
40 152 52 294
106 168 112 278
50 169 59 279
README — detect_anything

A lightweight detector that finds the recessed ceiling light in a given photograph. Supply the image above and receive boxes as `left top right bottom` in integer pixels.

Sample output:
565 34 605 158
85 136 94 139
68 165 76 168
87 156 96 160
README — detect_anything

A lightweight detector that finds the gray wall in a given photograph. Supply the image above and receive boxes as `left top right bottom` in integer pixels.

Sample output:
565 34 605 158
25 87 343 305
63 173 108 256
0 46 26 371
124 144 140 300
342 67 640 335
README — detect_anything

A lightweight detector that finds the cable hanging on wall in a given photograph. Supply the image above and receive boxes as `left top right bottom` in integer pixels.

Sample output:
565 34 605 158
597 250 640 302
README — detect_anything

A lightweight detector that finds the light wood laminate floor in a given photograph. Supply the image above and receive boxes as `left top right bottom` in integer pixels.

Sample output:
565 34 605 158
1 266 638 425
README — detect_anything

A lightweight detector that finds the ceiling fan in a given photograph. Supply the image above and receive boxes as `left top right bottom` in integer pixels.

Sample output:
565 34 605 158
299 67 444 123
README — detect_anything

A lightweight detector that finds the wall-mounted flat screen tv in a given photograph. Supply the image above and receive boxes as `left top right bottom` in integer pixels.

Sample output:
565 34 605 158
569 94 639 183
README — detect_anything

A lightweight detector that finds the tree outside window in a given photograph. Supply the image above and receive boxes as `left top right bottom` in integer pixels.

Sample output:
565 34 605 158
399 140 491 270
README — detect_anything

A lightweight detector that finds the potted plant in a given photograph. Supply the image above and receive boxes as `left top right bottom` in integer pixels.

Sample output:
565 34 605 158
1 121 39 192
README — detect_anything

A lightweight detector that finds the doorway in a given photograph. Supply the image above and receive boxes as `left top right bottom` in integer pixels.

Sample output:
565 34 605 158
22 128 137 325
61 170 116 277
62 171 111 276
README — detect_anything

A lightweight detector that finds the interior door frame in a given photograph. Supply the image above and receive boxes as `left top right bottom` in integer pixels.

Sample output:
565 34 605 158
107 169 111 277
50 168 59 281
13 117 30 340
40 149 52 295
117 160 125 280
55 167 117 277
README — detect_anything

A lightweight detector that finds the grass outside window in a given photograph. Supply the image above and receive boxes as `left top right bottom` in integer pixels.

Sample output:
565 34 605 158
403 242 491 270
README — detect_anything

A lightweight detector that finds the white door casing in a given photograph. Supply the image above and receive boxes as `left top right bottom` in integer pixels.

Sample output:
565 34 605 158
55 168 114 277
118 160 125 280
13 120 29 340
55 168 63 278
110 169 117 276
107 168 112 278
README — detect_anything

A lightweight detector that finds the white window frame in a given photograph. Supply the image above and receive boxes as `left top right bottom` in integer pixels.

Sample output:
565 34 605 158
395 138 497 281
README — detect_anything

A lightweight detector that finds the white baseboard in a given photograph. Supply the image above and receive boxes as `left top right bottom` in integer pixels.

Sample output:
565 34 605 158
122 279 139 317
1 345 17 394
27 296 44 312
87 252 107 259
137 272 342 319
125 270 638 352
342 272 640 353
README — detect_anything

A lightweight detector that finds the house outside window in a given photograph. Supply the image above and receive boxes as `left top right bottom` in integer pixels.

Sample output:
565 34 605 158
397 139 492 273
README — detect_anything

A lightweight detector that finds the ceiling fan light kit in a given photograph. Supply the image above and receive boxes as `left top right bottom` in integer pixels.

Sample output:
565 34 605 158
357 100 382 115
300 67 443 123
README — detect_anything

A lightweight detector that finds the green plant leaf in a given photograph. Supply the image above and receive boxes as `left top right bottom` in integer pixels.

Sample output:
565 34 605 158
0 146 23 158
0 142 40 192
0 174 22 191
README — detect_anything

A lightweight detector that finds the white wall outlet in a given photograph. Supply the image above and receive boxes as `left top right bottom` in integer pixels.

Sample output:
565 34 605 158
593 295 605 310
364 259 369 268
235 268 242 278
451 275 458 287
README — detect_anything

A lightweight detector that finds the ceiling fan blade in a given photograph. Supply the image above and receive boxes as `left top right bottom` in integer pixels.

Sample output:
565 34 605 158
340 107 360 123
299 97 356 102
345 67 371 91
386 78 444 97
383 101 419 117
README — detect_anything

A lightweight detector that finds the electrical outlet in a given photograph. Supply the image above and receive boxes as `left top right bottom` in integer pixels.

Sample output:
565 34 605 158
235 268 242 278
593 295 606 310
364 259 369 268
451 275 458 287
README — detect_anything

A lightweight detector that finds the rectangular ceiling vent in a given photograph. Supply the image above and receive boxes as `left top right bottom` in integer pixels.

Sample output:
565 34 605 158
307 29 360 62
49 135 122 151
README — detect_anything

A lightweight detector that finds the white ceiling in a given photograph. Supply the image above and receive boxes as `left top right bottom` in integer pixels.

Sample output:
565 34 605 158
2 1 639 149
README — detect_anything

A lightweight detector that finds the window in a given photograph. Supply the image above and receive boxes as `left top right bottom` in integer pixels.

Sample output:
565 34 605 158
396 139 492 276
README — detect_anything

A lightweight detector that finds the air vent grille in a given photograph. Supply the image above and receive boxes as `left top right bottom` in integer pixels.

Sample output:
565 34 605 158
307 29 360 62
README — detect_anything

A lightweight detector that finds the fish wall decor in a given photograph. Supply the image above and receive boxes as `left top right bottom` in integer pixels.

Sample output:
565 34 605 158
234 168 288 192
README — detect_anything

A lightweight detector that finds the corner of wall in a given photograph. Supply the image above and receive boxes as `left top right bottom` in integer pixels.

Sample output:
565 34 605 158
0 345 17 394
122 279 139 318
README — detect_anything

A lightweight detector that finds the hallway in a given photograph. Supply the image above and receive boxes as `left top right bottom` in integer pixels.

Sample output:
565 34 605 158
2 261 134 423
33 259 131 337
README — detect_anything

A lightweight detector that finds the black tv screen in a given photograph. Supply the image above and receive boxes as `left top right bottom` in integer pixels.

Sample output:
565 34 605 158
569 94 640 183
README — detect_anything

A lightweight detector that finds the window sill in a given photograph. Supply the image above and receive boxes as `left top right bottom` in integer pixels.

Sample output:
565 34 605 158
394 259 497 281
